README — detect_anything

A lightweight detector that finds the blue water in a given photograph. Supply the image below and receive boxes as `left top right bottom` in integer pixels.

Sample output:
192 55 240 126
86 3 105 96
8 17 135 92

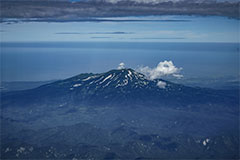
1 42 239 81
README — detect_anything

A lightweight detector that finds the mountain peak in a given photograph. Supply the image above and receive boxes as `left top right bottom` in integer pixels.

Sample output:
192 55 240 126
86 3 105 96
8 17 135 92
3 68 237 109
106 68 145 79
43 68 169 93
44 68 168 96
108 68 136 74
85 68 150 89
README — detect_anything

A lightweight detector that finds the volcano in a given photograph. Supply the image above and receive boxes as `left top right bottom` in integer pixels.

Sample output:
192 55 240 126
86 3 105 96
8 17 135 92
2 68 238 110
1 68 239 159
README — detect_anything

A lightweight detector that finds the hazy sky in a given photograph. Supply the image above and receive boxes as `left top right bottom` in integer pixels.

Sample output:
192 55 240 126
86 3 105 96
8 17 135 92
1 42 239 81
1 15 239 81
1 16 239 43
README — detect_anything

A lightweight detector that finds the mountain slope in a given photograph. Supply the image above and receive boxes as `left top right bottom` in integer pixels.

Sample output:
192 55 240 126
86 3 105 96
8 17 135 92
1 68 239 159
2 68 238 112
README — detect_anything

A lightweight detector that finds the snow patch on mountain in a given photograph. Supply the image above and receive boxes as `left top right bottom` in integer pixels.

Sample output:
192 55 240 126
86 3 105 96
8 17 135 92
127 70 133 81
73 84 82 87
82 76 95 81
100 74 113 84
203 138 210 146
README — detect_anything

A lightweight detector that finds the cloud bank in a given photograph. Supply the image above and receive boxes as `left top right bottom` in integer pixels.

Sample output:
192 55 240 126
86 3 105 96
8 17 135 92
1 0 239 20
101 0 239 4
138 61 183 80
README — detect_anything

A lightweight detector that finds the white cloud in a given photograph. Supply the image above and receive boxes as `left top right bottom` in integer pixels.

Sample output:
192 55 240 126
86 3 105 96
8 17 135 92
118 62 125 69
137 60 183 80
157 81 167 88
173 74 184 79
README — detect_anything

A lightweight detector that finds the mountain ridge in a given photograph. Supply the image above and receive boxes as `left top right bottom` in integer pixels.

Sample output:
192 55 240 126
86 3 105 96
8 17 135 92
1 68 239 159
1 68 238 115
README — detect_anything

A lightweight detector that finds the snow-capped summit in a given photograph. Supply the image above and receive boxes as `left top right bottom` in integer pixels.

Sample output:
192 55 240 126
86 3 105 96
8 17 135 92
2 68 238 109
61 68 169 92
